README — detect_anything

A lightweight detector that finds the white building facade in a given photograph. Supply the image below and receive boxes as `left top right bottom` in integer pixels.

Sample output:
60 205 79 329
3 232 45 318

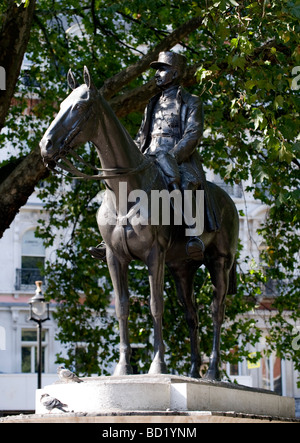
0 190 61 412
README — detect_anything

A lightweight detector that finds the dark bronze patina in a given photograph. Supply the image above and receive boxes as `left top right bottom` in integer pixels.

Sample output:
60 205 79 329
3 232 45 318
40 57 239 380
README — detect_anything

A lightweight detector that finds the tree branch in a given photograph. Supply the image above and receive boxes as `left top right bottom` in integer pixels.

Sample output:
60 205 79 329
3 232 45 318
111 64 200 117
100 14 204 100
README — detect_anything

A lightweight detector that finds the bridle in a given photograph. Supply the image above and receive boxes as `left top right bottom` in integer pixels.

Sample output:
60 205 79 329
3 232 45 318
45 100 154 181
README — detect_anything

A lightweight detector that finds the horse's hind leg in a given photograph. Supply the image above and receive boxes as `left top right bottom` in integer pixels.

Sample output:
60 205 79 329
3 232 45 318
205 255 232 381
147 244 168 375
107 249 133 376
168 261 201 378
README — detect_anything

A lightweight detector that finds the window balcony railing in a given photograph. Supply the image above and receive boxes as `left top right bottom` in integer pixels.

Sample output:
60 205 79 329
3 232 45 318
15 268 45 291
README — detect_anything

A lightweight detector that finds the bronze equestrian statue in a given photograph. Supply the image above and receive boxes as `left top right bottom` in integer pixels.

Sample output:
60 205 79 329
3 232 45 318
40 53 239 380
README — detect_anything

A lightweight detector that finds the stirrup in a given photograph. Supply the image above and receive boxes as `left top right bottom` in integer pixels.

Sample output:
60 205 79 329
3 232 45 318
88 242 107 261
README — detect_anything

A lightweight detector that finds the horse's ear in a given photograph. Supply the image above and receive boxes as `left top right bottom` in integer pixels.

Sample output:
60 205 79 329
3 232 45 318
67 69 77 90
83 66 96 90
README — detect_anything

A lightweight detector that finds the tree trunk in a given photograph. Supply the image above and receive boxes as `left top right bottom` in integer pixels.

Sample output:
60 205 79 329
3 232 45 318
0 145 49 238
0 0 36 131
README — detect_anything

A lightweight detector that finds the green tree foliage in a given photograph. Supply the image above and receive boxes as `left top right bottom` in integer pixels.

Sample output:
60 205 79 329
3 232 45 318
1 0 299 378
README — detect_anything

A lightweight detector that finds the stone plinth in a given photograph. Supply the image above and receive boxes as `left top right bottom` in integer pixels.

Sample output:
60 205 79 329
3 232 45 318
35 374 295 419
2 411 300 423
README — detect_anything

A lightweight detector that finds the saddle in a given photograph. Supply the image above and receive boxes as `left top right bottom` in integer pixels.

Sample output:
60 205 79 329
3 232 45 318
153 152 220 233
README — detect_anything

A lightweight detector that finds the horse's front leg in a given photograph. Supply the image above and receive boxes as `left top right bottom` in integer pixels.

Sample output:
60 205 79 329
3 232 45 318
147 244 168 375
107 249 133 376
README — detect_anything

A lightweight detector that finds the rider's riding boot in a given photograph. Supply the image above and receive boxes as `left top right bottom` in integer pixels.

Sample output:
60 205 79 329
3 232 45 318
168 182 205 261
88 242 107 261
186 237 205 261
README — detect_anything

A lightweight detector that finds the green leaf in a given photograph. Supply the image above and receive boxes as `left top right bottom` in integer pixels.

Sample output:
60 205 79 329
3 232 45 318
230 38 239 48
196 66 213 84
252 164 269 183
274 95 284 109
231 55 246 70
252 109 265 130
278 144 294 163
245 79 256 90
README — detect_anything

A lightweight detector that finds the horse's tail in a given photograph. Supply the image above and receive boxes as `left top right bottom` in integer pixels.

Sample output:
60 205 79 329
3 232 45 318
227 257 237 295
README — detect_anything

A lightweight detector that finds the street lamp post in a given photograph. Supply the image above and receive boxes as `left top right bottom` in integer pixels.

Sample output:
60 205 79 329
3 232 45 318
28 281 50 389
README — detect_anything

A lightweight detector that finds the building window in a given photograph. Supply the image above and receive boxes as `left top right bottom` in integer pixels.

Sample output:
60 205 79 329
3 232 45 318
229 363 239 376
15 230 45 290
21 329 48 373
261 353 282 395
259 243 278 298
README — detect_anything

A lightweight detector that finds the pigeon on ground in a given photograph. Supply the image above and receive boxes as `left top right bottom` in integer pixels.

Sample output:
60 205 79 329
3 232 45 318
57 365 84 383
40 393 69 413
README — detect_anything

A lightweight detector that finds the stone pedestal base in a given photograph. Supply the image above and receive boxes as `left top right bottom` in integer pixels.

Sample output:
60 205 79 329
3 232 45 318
35 374 295 419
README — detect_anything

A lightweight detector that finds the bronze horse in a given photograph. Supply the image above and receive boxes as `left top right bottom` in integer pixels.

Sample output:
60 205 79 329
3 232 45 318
40 67 239 380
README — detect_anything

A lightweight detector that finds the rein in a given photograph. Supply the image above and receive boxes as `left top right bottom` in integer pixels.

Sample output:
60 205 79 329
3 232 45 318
51 149 154 181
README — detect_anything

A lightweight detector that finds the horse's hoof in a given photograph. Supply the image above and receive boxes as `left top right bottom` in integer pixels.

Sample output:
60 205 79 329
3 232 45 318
204 369 221 381
189 366 201 379
148 360 168 375
113 362 133 376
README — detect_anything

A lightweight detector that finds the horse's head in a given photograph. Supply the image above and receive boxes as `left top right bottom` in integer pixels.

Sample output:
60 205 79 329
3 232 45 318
40 66 98 168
